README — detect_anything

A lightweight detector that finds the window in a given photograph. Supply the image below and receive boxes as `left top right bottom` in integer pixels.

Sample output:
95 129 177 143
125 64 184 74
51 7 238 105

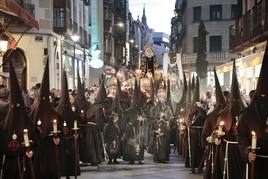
210 5 222 20
193 37 198 53
193 6 201 21
231 5 238 19
210 36 222 52
53 8 65 27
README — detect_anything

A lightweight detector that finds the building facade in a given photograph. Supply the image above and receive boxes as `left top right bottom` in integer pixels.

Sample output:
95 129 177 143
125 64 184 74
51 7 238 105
216 0 268 93
177 0 238 87
0 0 91 90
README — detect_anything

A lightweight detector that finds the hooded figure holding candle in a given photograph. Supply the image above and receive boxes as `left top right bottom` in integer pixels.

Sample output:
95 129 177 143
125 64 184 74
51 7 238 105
2 59 37 179
55 70 80 179
215 59 247 179
201 68 227 179
72 70 90 163
83 76 107 165
188 76 207 173
30 58 61 179
238 44 268 179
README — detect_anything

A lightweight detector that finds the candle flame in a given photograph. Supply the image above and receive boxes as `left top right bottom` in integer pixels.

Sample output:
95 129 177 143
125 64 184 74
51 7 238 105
81 110 84 113
37 120 41 125
251 131 256 136
180 108 184 112
220 121 224 126
23 129 28 133
179 118 184 123
53 119 57 123
63 121 67 127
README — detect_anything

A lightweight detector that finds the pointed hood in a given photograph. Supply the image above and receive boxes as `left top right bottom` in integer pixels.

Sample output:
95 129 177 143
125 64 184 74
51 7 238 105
95 76 107 104
214 68 225 105
4 60 36 156
253 44 268 101
191 75 195 92
192 76 200 102
31 58 60 138
113 78 122 113
132 78 140 106
55 70 77 135
218 60 247 132
73 70 89 113
229 60 247 117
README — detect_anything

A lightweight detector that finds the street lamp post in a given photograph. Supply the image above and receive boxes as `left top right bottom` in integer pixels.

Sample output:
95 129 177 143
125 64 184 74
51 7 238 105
71 34 80 89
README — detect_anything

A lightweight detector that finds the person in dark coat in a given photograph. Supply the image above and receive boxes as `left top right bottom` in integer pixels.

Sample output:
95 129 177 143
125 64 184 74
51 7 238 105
55 70 80 179
2 60 37 179
73 71 90 163
201 68 227 179
215 60 247 179
152 113 170 163
237 45 268 179
29 58 61 179
123 79 145 164
83 77 107 165
188 77 207 174
104 112 120 164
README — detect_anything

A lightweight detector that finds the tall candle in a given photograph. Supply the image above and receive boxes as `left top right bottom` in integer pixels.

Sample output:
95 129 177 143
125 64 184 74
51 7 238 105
23 129 30 147
74 120 78 129
218 121 224 135
251 131 257 150
53 119 57 133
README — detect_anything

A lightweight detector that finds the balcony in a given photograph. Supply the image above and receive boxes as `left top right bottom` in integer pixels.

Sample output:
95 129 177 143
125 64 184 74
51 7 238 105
229 0 268 52
182 52 237 67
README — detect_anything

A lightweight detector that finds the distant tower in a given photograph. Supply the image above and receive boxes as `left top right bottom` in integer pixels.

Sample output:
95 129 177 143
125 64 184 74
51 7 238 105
142 4 148 28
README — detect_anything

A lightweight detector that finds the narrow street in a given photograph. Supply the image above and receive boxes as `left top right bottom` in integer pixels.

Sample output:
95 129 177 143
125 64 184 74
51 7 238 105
76 153 202 179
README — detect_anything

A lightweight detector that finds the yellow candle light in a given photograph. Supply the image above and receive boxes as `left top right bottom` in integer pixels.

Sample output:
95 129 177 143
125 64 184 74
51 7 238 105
218 121 224 135
23 129 30 147
74 120 78 129
37 119 41 126
251 131 257 150
53 119 57 133
72 106 75 112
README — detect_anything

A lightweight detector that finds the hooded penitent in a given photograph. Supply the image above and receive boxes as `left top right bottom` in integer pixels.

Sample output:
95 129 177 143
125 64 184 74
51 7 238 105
218 60 247 132
31 58 60 138
132 78 140 107
55 70 80 177
229 60 247 117
165 79 173 109
86 77 107 119
73 70 89 114
113 78 122 114
252 48 268 102
55 70 77 135
95 76 107 104
3 61 36 156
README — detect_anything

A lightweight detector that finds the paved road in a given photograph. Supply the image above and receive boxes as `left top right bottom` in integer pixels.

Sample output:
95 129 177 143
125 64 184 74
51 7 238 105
65 153 203 179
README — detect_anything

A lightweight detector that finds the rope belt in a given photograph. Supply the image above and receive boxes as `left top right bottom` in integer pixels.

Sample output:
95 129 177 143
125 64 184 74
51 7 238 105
87 122 97 125
223 139 238 179
256 154 268 158
190 126 203 129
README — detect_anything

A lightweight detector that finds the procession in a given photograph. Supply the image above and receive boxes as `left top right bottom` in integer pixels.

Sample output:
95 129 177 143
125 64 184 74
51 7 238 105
0 0 267 179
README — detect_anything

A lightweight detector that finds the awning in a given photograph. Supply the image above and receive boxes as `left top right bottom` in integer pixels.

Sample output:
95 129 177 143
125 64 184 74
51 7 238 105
0 0 39 30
